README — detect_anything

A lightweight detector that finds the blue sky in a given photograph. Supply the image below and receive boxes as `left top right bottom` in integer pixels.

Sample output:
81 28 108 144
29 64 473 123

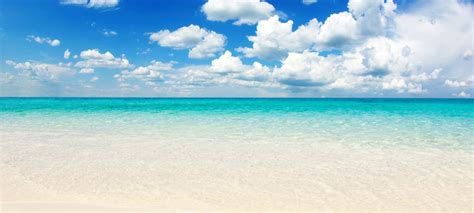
0 0 473 97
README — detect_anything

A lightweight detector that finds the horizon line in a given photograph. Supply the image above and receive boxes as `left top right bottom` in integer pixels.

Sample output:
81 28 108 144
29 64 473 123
0 96 472 100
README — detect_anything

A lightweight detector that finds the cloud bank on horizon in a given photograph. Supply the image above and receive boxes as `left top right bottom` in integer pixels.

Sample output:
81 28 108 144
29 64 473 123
0 0 473 97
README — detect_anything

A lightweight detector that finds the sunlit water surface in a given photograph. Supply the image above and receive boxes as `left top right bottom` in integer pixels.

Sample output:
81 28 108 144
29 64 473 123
1 98 473 211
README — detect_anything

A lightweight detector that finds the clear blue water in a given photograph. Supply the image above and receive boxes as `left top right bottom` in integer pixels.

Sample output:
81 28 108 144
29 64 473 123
1 98 473 210
1 98 473 150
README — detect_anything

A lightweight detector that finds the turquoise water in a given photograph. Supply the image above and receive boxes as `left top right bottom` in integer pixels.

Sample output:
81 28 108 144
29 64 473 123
1 98 473 210
1 98 473 150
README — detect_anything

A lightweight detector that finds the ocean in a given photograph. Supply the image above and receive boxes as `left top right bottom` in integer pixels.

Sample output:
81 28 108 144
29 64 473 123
1 98 473 211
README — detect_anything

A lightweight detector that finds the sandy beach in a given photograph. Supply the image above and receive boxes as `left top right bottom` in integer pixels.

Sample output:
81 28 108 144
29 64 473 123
2 130 472 212
1 98 473 211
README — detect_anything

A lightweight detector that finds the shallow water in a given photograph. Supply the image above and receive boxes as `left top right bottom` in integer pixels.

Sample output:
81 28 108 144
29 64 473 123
1 98 473 211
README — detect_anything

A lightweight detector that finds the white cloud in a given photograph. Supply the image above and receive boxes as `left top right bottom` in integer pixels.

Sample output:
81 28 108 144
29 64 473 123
119 83 140 92
163 51 273 90
80 49 114 60
152 17 465 96
51 40 60 46
271 35 439 95
202 0 275 25
61 0 119 8
239 0 397 58
10 0 472 97
171 66 220 87
75 49 132 69
232 0 473 96
393 0 473 82
463 50 473 60
444 79 473 88
149 25 226 59
348 0 396 17
381 78 425 94
5 60 74 81
5 60 16 66
348 0 396 35
0 72 14 84
210 51 246 74
237 15 320 60
445 80 465 88
316 0 396 50
90 76 99 82
209 51 272 84
150 25 206 49
316 12 358 49
150 24 208 49
234 62 272 83
273 51 339 87
188 32 226 59
169 66 266 90
354 37 407 77
79 68 94 74
454 91 471 98
302 0 317 5
103 29 118 37
116 52 270 92
115 60 174 85
410 68 441 82
27 35 60 47
64 49 71 59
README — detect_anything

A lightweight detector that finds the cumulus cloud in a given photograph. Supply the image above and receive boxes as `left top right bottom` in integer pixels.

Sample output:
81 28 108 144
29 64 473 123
61 0 119 8
162 51 273 90
410 68 441 82
393 0 473 83
209 51 272 83
347 0 397 36
232 0 473 96
27 35 60 46
169 67 274 90
64 49 71 59
193 51 274 87
115 60 174 84
79 68 94 74
210 51 246 74
271 35 443 95
149 25 226 59
444 78 474 88
169 66 221 88
239 0 399 59
237 16 320 60
315 12 359 49
9 0 473 97
273 51 339 87
0 72 14 84
75 49 132 70
5 60 74 81
202 0 275 25
144 0 472 98
444 80 466 88
454 91 471 98
118 83 140 92
381 78 425 94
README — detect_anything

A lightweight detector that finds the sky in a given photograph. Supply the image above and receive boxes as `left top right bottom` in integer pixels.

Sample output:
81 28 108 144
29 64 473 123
0 0 473 97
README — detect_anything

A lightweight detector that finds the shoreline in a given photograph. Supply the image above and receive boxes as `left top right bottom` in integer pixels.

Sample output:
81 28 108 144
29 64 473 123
2 137 472 212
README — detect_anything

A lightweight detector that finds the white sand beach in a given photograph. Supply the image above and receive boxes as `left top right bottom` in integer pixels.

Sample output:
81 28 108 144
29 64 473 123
1 128 472 212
